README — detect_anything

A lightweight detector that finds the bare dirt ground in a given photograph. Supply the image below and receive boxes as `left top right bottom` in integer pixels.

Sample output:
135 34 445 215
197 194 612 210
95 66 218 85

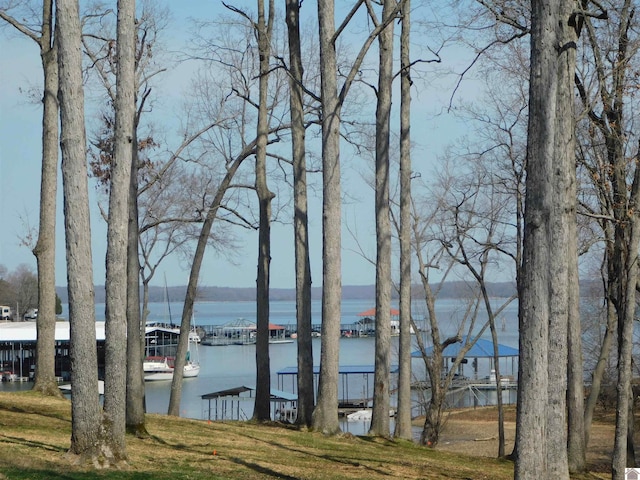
431 406 618 474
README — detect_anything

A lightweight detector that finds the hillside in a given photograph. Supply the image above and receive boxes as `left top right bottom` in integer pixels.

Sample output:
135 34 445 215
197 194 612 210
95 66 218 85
55 281 519 304
0 391 610 479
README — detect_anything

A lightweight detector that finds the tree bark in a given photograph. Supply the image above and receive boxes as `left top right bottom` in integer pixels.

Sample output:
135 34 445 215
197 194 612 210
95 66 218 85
566 142 586 471
253 0 275 422
393 0 413 441
31 0 61 397
285 0 314 428
312 0 342 435
514 0 570 474
518 0 560 463
125 117 147 436
103 0 136 460
369 0 394 438
57 0 104 460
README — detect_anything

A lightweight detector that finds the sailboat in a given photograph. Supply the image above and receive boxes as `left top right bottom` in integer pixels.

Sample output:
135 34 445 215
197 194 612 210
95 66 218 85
143 276 201 381
184 312 201 376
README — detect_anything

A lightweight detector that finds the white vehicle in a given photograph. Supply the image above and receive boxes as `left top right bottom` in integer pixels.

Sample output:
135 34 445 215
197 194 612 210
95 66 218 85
23 308 38 320
0 306 12 321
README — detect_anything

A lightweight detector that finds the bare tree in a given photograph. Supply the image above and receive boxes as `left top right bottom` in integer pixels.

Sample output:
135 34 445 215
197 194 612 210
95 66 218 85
166 37 291 414
253 0 276 421
101 0 135 460
0 0 60 397
57 0 106 462
84 2 229 429
163 4 293 417
312 0 402 435
369 0 395 437
557 0 584 471
83 2 166 436
312 0 343 435
514 0 574 474
573 0 640 473
4 265 39 318
167 146 258 416
126 132 146 436
393 0 413 441
435 168 516 457
411 169 516 447
285 0 314 427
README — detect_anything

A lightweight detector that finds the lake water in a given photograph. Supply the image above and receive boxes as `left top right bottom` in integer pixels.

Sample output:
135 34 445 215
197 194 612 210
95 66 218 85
1 297 519 434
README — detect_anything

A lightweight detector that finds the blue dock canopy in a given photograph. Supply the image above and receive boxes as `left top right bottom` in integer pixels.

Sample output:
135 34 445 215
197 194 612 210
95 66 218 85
412 337 519 359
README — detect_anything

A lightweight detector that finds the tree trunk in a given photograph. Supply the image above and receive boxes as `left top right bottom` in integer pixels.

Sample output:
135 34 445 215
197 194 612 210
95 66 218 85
32 0 61 397
312 0 342 435
514 0 570 474
488 299 505 457
285 0 314 428
566 171 585 472
544 0 578 474
168 149 251 416
612 167 640 476
583 300 616 446
253 0 275 422
393 0 412 441
103 0 136 460
125 134 147 436
57 0 103 460
421 381 444 446
369 0 394 438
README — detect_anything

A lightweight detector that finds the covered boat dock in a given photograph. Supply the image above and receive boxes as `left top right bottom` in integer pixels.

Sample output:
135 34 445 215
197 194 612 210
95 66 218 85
412 336 520 408
277 364 398 414
201 385 297 422
0 321 106 381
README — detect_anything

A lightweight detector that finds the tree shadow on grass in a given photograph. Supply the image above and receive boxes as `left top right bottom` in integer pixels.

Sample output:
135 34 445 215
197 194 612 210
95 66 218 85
0 433 67 453
225 429 395 477
226 456 301 480
0 403 71 423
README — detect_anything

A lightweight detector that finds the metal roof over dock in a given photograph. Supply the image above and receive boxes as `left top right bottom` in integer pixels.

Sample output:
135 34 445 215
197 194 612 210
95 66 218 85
201 385 297 402
412 337 519 358
0 321 106 342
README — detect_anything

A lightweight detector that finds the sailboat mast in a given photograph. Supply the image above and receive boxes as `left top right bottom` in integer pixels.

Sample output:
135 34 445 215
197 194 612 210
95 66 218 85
164 272 174 328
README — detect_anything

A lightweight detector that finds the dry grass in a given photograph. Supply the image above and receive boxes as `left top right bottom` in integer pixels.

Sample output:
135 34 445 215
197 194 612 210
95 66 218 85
434 405 619 478
0 391 614 479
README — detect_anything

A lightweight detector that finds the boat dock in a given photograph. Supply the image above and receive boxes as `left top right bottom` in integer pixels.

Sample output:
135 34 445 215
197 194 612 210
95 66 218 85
199 320 416 346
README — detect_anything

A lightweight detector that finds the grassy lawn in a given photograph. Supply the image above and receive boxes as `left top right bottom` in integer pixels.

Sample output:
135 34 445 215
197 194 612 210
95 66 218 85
0 391 606 479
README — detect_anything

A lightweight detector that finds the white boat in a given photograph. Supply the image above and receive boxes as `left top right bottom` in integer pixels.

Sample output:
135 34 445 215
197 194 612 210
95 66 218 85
59 380 105 396
347 409 372 422
346 408 395 422
143 355 200 381
143 278 201 381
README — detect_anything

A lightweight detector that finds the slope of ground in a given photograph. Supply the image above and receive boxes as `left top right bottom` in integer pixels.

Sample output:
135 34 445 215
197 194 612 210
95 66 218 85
0 392 611 479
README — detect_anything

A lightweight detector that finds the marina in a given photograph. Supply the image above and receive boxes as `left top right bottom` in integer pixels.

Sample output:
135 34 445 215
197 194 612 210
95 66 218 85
0 298 520 432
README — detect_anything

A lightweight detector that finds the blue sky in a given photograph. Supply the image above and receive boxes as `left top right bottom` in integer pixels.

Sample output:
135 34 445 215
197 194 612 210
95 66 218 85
0 1 473 289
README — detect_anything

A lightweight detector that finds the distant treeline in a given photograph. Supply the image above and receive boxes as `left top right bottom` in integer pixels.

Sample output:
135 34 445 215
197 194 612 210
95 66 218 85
55 281 523 304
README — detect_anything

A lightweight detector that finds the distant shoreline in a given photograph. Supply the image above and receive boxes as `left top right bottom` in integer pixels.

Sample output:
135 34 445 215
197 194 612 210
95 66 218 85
55 281 520 304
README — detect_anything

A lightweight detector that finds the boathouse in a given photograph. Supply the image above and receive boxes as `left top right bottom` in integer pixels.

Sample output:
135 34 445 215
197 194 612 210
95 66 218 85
276 364 399 414
412 336 520 408
0 321 106 381
200 385 297 422
350 307 400 337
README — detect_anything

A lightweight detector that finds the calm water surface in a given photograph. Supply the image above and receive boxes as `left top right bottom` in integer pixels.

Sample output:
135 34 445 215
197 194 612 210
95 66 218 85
2 298 519 434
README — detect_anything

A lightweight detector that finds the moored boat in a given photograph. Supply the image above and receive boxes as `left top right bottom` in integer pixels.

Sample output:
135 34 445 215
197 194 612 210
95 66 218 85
143 355 200 381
